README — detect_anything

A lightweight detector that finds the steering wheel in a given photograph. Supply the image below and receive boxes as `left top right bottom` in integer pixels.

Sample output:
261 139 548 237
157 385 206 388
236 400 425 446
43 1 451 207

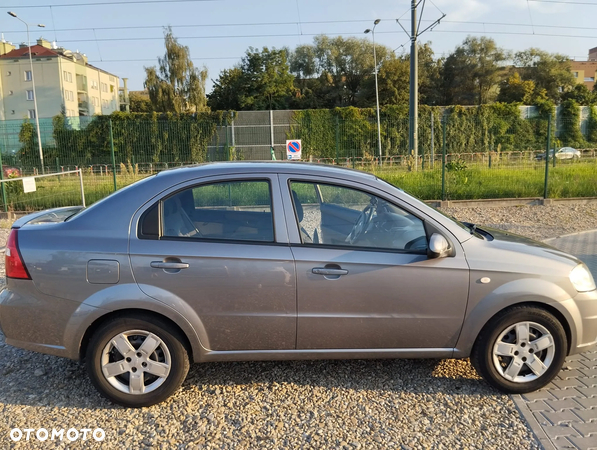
345 203 375 245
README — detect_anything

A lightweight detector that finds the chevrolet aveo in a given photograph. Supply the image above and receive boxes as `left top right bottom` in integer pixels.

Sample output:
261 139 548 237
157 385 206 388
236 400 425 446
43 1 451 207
1 162 596 407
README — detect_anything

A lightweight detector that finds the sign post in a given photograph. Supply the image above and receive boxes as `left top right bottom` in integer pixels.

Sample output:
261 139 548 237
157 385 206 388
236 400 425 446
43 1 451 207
286 140 302 160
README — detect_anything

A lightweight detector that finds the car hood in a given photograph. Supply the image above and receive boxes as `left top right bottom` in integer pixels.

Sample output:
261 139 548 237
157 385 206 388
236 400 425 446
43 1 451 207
478 226 580 266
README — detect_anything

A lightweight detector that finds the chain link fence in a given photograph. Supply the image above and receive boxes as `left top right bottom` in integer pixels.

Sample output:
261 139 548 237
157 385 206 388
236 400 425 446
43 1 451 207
0 111 595 212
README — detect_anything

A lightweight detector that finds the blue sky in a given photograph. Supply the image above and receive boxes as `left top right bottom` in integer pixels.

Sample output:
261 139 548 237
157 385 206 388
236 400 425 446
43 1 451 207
1 0 595 93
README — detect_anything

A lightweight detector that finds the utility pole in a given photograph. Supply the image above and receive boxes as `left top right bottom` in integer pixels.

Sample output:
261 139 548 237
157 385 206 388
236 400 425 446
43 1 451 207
396 1 445 171
409 0 418 170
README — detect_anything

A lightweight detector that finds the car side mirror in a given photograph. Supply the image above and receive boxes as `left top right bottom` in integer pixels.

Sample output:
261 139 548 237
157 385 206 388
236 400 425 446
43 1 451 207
427 233 450 259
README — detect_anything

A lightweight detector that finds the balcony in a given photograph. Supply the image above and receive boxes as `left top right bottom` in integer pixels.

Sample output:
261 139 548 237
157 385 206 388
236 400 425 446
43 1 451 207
76 74 88 93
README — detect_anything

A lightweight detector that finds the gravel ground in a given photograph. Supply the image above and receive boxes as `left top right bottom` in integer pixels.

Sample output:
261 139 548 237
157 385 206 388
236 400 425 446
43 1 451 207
1 203 595 449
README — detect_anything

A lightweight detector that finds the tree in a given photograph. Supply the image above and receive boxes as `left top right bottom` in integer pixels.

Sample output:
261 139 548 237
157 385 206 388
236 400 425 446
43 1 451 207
497 72 536 104
561 83 595 105
129 92 153 113
144 27 208 113
440 36 509 105
358 57 410 106
513 49 576 103
288 35 392 108
18 120 38 165
208 47 295 110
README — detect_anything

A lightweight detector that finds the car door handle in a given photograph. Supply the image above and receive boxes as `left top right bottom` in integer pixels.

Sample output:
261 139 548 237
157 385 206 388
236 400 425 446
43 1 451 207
312 267 348 276
150 261 189 270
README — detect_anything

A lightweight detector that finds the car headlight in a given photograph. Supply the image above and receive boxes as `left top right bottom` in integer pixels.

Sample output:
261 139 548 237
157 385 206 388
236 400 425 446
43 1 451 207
570 264 596 292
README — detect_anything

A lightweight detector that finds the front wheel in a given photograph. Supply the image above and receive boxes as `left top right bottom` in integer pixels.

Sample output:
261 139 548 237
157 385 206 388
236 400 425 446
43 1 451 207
470 306 567 394
86 315 190 407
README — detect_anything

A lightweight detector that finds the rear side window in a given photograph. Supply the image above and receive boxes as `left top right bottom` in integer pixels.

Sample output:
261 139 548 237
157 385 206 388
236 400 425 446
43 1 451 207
162 180 274 242
139 203 159 238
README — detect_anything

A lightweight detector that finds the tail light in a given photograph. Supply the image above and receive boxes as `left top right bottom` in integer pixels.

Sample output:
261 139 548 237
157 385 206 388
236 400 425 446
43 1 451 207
6 229 31 280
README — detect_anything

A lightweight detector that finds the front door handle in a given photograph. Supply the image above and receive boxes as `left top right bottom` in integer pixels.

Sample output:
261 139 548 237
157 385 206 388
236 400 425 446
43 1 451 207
150 261 189 270
312 267 348 276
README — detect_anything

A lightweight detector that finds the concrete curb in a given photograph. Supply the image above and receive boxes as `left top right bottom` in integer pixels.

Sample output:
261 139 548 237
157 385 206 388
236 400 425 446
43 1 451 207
425 197 597 209
543 228 597 242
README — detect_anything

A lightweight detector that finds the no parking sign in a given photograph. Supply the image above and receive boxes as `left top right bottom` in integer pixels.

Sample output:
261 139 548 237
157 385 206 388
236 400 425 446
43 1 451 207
286 140 302 160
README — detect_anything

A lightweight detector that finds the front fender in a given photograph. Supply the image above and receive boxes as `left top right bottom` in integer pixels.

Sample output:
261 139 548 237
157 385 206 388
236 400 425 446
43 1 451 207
63 283 209 361
453 278 580 357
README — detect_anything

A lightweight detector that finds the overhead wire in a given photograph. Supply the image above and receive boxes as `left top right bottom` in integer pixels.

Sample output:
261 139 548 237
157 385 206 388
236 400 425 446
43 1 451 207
48 29 597 44
1 0 217 8
3 19 595 36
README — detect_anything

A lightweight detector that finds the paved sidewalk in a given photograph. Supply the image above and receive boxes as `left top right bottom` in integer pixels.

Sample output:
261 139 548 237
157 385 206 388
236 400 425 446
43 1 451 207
512 230 597 450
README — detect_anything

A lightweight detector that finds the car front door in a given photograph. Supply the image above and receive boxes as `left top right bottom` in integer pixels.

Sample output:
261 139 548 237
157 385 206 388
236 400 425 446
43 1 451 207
130 175 296 352
282 176 470 350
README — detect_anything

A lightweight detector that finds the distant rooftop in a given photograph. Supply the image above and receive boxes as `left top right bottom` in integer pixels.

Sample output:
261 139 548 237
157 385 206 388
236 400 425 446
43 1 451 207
0 44 58 59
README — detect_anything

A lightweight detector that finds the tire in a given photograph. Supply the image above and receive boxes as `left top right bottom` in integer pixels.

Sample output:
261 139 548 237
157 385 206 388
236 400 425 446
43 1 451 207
86 315 190 407
470 306 567 394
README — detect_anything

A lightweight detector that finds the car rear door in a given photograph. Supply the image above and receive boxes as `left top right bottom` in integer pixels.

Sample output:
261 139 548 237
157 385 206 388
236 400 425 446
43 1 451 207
281 175 470 350
129 174 297 352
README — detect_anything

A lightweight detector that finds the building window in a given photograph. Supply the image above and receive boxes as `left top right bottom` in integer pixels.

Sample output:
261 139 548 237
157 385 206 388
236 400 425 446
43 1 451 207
63 71 73 82
26 90 34 101
28 109 36 119
109 76 115 82
24 70 32 81
91 80 98 89
584 77 595 82
110 85 115 93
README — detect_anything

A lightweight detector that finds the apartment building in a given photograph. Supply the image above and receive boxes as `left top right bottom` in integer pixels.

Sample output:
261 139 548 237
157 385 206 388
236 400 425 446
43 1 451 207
569 47 597 91
0 37 121 120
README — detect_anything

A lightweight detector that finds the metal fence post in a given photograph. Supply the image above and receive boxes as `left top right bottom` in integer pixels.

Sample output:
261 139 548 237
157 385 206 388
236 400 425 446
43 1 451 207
225 117 230 161
109 119 117 192
0 147 7 212
430 112 434 169
441 117 447 201
544 114 552 200
269 110 275 159
78 168 86 207
335 116 340 164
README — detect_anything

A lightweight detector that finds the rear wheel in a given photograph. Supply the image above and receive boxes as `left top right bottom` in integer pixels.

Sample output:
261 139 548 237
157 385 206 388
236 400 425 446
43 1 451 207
470 306 567 394
86 315 189 407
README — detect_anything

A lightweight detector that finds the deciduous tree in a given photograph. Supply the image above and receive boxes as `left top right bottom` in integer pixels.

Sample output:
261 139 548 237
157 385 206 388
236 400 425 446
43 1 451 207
440 37 509 105
513 49 576 103
208 47 295 110
144 27 208 113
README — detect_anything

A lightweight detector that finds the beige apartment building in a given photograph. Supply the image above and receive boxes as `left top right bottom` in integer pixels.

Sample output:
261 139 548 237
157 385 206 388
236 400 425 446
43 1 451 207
569 47 597 91
0 37 121 120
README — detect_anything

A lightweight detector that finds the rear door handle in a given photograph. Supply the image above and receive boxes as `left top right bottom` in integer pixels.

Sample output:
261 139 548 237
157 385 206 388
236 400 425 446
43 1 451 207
150 261 189 269
312 268 348 276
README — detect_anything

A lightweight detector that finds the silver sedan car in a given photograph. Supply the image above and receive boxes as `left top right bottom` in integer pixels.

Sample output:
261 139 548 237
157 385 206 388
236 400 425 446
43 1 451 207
1 162 596 407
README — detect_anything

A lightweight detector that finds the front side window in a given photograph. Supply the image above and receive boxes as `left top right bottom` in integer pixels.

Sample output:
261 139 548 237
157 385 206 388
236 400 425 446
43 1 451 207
26 90 34 101
24 70 32 81
28 109 36 119
290 181 427 252
161 180 274 242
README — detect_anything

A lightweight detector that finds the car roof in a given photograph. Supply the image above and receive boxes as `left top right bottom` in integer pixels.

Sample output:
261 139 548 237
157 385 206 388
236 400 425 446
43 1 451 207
154 161 379 183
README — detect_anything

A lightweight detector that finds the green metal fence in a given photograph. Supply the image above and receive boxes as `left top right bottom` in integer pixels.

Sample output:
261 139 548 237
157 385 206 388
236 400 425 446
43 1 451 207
0 113 595 212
